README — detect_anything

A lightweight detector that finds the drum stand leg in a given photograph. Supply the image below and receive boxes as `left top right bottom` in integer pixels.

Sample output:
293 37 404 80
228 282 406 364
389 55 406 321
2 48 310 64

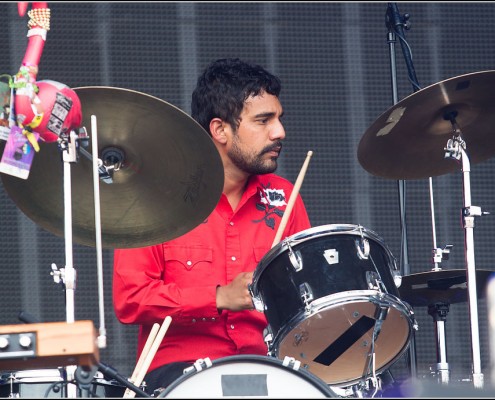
427 302 450 385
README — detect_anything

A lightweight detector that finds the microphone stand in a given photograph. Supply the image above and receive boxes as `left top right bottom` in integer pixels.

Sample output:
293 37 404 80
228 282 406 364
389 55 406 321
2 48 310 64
385 2 419 379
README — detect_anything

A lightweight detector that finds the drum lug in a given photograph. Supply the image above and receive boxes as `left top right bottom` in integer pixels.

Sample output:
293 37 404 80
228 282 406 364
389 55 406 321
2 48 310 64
393 270 402 288
248 283 265 312
287 241 303 272
366 271 383 291
299 282 314 311
282 356 302 371
184 357 213 374
263 326 274 351
411 316 419 331
251 294 265 313
356 237 370 260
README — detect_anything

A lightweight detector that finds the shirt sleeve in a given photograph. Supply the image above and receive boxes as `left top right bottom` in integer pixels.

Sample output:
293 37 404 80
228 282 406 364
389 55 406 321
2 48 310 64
112 245 219 325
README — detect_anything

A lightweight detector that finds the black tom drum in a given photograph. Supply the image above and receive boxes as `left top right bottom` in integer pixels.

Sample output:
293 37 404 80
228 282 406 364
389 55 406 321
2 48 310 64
250 224 416 386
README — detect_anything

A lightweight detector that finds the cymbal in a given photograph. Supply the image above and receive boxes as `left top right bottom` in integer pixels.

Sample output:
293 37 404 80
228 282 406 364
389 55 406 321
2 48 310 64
358 70 495 180
0 86 224 249
398 268 495 307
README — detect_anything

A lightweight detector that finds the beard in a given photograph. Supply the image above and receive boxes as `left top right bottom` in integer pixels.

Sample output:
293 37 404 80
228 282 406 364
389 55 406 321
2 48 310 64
228 140 282 175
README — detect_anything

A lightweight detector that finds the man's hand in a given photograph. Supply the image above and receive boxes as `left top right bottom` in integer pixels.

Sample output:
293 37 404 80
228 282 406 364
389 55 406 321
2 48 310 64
216 271 255 311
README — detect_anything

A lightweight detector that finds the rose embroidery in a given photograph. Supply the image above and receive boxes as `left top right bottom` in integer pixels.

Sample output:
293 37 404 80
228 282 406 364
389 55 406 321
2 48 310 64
253 183 287 229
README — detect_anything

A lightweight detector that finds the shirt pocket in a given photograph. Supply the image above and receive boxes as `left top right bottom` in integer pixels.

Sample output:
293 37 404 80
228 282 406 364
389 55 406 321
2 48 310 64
163 246 213 286
164 246 213 270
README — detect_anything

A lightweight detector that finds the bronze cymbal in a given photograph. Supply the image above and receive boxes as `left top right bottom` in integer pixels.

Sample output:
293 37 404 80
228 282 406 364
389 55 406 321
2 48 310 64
398 268 495 307
0 86 224 249
358 70 495 180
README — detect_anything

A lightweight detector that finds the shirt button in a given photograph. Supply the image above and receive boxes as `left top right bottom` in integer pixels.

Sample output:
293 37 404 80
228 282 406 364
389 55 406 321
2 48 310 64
212 318 215 321
231 256 236 261
187 261 192 266
230 325 234 330
192 319 196 323
230 221 234 226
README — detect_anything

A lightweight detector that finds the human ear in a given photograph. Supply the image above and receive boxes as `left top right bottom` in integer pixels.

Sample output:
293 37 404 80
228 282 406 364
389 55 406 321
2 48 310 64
209 118 228 144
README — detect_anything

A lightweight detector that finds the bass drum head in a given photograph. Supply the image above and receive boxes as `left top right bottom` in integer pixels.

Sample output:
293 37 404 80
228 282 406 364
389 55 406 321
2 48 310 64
158 355 337 398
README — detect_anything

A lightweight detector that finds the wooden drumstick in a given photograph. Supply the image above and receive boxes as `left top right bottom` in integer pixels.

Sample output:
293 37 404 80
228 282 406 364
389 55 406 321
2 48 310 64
124 316 172 398
123 322 160 398
271 150 313 248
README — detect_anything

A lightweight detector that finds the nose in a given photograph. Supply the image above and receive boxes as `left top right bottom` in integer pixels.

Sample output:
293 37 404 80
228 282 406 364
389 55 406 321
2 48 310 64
270 119 286 141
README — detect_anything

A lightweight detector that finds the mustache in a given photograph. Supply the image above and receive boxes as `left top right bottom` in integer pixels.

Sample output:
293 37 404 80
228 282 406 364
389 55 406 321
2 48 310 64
262 141 283 154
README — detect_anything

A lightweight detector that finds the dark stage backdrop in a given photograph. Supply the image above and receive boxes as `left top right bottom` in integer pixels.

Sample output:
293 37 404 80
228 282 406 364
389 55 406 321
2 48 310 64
1 1 495 392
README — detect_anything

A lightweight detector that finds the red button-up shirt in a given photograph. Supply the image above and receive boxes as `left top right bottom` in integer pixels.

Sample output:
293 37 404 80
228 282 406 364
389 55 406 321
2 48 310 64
113 173 311 373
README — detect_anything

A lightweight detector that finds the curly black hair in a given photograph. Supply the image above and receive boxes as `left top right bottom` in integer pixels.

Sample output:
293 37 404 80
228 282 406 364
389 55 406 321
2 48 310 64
191 58 281 135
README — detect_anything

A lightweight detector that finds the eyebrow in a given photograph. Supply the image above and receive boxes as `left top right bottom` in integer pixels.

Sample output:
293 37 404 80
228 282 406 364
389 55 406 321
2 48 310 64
254 110 284 119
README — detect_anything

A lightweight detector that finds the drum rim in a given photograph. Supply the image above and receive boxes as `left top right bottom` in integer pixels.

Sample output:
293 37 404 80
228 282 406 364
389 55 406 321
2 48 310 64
309 291 415 315
252 223 397 292
159 354 336 397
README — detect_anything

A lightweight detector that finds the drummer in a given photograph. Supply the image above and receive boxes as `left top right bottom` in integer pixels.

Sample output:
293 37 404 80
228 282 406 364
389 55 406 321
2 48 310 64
112 57 311 395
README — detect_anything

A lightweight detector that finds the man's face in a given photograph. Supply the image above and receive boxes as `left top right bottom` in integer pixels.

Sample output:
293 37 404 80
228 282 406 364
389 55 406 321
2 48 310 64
227 92 285 175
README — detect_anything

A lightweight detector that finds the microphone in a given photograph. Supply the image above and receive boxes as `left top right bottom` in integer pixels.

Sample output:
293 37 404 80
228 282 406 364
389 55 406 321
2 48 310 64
386 3 409 32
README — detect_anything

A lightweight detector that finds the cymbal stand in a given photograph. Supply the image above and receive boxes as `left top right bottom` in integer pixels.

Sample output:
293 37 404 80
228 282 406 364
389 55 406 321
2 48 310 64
52 123 110 397
51 128 84 324
428 178 453 384
51 128 86 398
427 302 450 384
429 176 454 273
52 118 108 350
444 111 487 389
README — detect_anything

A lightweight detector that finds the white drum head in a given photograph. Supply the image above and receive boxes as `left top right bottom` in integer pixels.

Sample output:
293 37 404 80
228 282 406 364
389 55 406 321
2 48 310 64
159 355 335 398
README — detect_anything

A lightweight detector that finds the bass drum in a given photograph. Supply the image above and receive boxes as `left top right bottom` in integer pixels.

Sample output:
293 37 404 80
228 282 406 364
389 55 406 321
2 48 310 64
250 224 416 386
157 355 337 398
0 369 125 398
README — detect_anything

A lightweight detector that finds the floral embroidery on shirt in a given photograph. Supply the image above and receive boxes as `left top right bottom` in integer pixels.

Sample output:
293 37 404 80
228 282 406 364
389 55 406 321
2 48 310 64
253 183 287 229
